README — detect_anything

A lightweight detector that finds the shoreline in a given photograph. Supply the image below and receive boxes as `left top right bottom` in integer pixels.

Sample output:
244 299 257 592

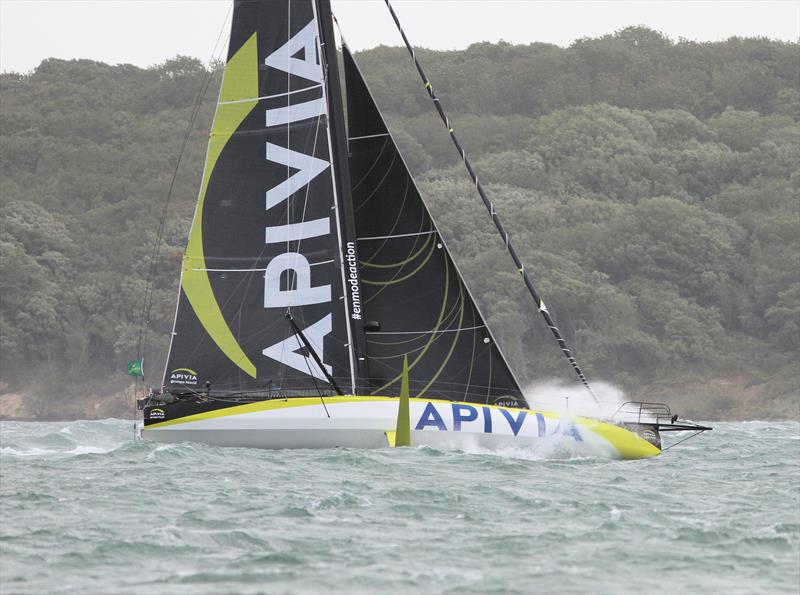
0 386 800 423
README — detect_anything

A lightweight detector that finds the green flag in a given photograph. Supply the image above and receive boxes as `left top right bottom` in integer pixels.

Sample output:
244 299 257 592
126 358 144 377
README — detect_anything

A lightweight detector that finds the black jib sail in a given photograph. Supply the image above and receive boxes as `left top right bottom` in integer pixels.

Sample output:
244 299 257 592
162 0 362 396
343 46 525 404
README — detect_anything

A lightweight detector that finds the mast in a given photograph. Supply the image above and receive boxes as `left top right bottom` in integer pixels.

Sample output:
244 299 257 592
315 0 370 391
383 0 599 403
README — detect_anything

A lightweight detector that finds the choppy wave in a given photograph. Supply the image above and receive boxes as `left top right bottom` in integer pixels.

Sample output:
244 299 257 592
1 419 798 594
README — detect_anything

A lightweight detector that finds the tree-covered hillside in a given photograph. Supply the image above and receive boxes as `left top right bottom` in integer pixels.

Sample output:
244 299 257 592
1 28 797 419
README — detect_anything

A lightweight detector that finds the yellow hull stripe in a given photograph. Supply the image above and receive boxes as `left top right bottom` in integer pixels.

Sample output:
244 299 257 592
575 417 661 459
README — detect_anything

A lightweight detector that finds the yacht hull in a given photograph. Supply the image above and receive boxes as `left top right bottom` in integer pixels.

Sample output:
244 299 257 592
142 397 660 460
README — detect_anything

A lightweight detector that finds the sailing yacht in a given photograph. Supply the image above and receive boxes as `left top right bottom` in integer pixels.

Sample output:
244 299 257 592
138 0 709 458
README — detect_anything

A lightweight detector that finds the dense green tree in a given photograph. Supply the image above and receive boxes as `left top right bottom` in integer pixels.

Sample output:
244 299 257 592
1 29 797 418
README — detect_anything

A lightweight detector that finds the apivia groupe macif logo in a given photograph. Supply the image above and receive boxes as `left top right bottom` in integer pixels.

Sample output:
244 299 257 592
170 368 198 386
149 408 166 420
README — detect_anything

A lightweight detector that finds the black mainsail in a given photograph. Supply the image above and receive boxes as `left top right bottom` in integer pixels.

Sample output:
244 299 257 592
344 47 525 404
163 0 361 396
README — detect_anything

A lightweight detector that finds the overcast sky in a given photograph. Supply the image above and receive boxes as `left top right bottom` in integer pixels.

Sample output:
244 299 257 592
1 0 798 74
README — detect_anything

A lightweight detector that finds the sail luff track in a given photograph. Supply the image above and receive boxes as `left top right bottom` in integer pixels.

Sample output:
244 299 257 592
383 0 599 403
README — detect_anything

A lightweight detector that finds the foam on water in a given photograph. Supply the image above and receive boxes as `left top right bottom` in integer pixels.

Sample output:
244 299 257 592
1 419 798 594
456 415 607 461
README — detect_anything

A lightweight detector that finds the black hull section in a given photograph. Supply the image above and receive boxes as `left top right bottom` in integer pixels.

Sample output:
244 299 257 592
142 398 243 427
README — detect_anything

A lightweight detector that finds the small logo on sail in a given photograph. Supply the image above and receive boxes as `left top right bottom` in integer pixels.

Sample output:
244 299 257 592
149 408 165 420
492 396 525 409
169 368 198 386
345 242 362 321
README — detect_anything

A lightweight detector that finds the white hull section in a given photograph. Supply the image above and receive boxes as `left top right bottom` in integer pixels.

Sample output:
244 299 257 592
142 397 660 459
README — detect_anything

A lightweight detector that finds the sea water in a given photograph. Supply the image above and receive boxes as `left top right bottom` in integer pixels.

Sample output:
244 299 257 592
1 420 798 594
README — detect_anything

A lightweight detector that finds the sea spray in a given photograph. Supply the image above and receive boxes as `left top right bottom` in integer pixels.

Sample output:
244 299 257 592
455 430 600 461
524 379 629 420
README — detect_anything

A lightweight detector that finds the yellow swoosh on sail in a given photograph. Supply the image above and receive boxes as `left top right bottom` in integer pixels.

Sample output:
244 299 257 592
181 34 259 378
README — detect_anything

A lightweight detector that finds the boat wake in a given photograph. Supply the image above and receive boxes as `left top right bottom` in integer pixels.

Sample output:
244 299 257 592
451 414 618 461
2 417 621 462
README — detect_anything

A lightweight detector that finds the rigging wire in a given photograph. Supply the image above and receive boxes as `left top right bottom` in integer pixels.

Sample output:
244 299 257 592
660 429 707 451
382 0 599 404
136 5 232 367
132 5 232 433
